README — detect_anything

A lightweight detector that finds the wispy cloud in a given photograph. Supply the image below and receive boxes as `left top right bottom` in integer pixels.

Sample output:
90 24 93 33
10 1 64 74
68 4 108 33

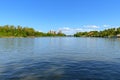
57 25 120 35
103 24 119 28
102 25 119 30
59 27 72 31
58 27 96 35
58 27 77 35
103 24 111 28
83 25 100 29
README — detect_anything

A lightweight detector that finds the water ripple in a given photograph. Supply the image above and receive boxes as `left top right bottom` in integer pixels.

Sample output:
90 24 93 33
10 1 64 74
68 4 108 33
0 59 120 80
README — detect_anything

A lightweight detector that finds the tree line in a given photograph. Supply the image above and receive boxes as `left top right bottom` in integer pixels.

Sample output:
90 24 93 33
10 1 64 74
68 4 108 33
74 27 120 37
1 25 120 38
0 25 66 37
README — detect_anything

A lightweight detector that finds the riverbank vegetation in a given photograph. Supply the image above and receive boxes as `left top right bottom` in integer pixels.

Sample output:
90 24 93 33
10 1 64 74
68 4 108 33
74 27 120 38
0 25 66 37
1 25 120 38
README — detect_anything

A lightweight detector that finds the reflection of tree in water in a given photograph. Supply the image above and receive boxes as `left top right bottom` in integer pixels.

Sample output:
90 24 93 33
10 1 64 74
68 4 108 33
1 59 120 80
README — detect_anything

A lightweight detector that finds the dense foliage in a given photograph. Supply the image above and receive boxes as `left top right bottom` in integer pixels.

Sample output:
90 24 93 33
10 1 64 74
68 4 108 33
0 25 66 37
74 27 120 37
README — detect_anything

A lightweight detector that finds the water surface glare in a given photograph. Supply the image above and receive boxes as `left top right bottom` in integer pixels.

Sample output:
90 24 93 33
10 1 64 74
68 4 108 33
0 37 120 80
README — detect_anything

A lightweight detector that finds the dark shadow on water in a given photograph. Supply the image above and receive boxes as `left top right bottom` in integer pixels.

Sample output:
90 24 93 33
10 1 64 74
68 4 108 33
0 59 120 80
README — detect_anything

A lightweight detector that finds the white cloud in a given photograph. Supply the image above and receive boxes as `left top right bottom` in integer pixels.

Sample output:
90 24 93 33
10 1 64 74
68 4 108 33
103 24 111 28
83 25 100 29
74 28 83 31
103 24 120 28
56 25 120 35
101 25 119 30
59 27 72 31
58 27 75 35
58 27 97 35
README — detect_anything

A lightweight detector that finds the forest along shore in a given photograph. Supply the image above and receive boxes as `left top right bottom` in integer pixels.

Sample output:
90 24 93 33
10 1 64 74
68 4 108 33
0 25 66 37
0 25 120 38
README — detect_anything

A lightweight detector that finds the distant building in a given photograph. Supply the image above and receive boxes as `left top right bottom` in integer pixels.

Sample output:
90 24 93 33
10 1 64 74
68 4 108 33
115 28 117 31
48 30 56 34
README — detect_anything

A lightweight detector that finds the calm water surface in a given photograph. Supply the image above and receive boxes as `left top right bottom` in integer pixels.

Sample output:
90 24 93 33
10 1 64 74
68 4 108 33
0 37 120 80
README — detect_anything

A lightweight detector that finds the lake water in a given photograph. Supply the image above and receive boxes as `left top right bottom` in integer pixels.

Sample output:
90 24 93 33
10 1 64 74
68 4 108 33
0 37 120 80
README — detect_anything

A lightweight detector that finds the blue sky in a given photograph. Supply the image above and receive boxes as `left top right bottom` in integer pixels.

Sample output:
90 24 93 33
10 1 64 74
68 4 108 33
0 0 120 34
